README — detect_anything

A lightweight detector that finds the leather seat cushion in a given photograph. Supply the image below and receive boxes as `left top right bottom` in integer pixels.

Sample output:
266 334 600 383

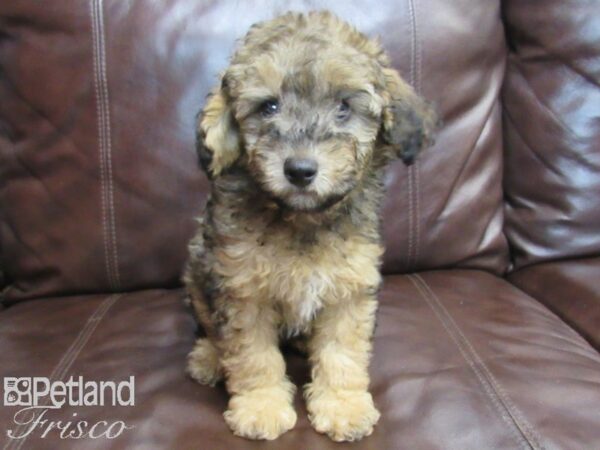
1 271 599 449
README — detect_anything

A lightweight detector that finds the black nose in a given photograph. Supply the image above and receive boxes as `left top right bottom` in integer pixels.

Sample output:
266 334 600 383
284 158 318 187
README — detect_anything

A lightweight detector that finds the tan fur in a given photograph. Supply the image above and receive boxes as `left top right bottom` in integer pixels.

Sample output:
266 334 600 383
184 11 436 442
199 91 240 176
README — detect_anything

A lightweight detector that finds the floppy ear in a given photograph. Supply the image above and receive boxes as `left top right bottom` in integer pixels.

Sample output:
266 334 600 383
380 68 437 165
196 79 241 177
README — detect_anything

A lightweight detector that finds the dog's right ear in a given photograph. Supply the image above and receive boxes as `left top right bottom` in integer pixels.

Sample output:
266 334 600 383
196 76 241 177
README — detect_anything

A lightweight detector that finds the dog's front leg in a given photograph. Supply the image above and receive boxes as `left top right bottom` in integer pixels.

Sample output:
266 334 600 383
305 293 380 442
219 300 297 440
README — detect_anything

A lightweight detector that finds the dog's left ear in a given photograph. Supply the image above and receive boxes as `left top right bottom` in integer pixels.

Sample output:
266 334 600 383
380 68 437 165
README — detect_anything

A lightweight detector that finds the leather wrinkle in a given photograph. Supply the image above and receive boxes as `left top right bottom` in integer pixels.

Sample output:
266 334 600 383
508 61 585 142
437 100 498 221
518 44 600 90
503 109 565 181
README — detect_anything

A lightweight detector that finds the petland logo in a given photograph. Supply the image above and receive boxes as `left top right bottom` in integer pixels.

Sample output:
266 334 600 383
3 376 135 440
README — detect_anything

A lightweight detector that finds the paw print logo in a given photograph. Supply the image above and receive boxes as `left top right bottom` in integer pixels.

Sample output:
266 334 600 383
3 378 32 406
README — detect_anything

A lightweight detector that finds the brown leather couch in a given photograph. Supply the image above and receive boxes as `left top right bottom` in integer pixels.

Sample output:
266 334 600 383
1 1 599 449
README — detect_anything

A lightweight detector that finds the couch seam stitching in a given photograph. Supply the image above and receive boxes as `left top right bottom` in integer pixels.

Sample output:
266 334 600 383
416 275 544 448
90 0 115 290
413 274 544 449
407 166 414 268
91 0 120 290
415 160 420 265
407 0 420 269
406 0 415 269
414 0 421 266
96 0 121 289
4 294 121 450
408 275 532 450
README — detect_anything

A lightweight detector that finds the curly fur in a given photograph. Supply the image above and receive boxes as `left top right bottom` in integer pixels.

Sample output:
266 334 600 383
184 10 436 442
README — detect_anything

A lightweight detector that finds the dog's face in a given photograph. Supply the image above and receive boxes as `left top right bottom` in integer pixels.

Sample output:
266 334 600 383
197 12 436 212
226 52 385 212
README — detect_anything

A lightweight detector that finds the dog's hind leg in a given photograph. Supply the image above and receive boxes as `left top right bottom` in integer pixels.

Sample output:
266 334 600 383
187 337 223 386
184 277 224 386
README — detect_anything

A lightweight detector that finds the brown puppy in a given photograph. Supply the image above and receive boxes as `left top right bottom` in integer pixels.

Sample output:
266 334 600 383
184 11 436 442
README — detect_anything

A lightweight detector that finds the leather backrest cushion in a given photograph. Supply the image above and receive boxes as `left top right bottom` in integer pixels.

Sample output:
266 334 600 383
0 0 508 302
502 0 600 270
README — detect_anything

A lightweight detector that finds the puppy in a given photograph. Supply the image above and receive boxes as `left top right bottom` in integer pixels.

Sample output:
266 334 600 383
184 11 436 442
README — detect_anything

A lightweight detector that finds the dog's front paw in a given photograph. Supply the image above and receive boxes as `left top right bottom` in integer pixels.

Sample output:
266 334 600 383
306 387 380 442
224 387 297 440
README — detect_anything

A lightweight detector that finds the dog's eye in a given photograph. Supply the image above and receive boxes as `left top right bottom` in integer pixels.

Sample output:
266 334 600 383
336 99 351 121
259 99 279 117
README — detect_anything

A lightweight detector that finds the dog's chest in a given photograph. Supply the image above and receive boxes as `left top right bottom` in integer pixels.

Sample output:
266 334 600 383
215 224 382 334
